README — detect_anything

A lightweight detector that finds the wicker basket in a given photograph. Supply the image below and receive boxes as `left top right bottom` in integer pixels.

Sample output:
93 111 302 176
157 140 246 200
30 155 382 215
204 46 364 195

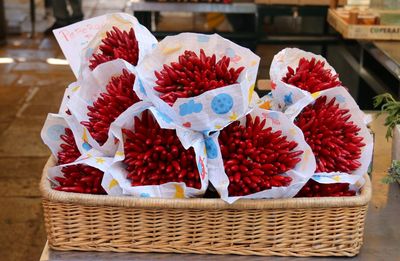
40 156 371 257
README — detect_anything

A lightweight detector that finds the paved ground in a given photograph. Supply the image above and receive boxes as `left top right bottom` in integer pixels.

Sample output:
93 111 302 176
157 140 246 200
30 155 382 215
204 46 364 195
0 35 72 261
1 1 131 260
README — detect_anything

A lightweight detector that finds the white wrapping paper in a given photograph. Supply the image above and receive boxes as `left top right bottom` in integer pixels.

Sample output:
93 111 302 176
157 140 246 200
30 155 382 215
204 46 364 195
41 113 90 157
134 33 260 134
58 81 80 116
47 150 113 189
308 173 365 193
53 13 157 79
102 103 209 198
207 107 316 203
66 59 138 156
285 87 373 186
270 48 340 111
41 113 113 190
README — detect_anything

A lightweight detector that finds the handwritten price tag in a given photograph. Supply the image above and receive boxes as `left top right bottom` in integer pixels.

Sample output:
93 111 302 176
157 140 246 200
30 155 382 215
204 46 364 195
54 15 107 78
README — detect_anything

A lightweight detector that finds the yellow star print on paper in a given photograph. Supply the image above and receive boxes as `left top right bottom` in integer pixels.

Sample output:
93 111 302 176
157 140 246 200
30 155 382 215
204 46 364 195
311 92 321 100
99 31 107 39
115 151 124 157
303 150 310 161
174 184 184 199
250 60 258 66
333 175 341 182
301 150 311 171
96 157 105 164
215 124 222 130
289 128 297 137
229 112 238 121
259 100 271 110
108 179 119 190
162 44 182 55
71 85 80 92
82 129 88 143
248 84 255 103
111 14 132 26
86 153 92 158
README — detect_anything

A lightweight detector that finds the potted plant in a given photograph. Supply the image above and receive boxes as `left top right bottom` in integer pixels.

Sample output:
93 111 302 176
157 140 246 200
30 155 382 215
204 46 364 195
374 93 400 184
383 160 400 184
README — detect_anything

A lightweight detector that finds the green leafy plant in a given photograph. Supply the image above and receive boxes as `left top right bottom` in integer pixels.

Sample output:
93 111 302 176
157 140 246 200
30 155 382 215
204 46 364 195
382 160 400 184
373 93 400 139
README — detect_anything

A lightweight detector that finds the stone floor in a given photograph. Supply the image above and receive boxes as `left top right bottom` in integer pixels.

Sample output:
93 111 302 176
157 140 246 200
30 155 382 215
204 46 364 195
0 34 74 261
1 2 133 260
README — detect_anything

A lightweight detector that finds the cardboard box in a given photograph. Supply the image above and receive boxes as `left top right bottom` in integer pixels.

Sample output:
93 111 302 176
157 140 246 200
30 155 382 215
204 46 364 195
328 8 400 40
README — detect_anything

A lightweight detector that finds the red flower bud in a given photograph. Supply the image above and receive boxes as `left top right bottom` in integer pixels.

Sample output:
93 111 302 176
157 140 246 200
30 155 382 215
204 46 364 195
57 128 81 165
123 110 201 189
154 49 245 105
295 179 355 197
219 115 303 197
282 57 342 93
82 69 140 145
294 96 364 173
89 26 139 70
55 164 106 194
56 128 105 194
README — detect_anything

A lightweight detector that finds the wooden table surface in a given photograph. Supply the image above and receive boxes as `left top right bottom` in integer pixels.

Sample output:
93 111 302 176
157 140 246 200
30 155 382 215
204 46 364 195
373 41 400 67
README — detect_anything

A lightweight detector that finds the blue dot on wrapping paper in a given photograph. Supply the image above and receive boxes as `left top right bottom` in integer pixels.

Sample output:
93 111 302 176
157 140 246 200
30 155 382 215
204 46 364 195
312 175 321 181
226 47 235 58
47 125 66 141
156 111 173 123
211 94 233 115
267 92 273 98
85 48 94 59
139 79 146 95
268 111 279 120
197 160 203 174
152 43 157 49
284 92 293 106
205 138 218 159
140 192 150 198
82 142 92 151
335 94 346 103
179 100 203 116
197 35 209 43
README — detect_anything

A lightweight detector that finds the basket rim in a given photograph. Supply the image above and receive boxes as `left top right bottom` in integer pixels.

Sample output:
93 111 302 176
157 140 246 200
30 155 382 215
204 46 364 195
40 156 372 210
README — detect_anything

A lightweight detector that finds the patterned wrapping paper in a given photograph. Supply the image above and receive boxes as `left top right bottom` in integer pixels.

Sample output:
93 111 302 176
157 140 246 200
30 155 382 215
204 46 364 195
269 48 340 112
66 59 138 156
102 103 209 198
54 12 157 79
207 107 316 203
134 33 260 134
41 114 85 157
40 113 113 188
58 81 80 116
44 16 374 200
284 87 374 188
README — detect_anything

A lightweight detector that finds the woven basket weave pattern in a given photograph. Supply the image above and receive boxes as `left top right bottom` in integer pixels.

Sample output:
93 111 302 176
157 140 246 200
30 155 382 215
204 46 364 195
41 157 371 256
